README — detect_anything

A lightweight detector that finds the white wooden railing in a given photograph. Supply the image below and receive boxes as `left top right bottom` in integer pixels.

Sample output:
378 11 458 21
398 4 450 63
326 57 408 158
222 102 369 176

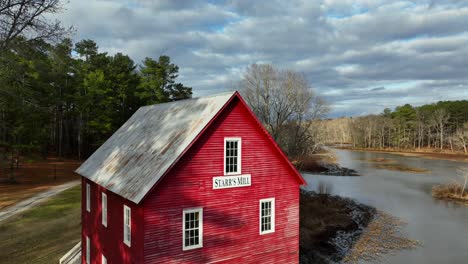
59 241 81 264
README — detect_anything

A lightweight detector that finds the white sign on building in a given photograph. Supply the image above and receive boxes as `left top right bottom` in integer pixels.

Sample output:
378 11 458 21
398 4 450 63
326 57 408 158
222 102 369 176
213 174 251 189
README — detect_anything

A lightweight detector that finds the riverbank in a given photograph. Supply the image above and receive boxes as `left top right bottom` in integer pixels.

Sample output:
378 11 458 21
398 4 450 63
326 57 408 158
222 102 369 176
300 189 422 264
295 153 359 176
300 189 375 263
337 147 468 162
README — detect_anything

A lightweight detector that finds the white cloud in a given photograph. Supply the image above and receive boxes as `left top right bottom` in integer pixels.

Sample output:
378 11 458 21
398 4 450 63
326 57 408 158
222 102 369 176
53 0 468 116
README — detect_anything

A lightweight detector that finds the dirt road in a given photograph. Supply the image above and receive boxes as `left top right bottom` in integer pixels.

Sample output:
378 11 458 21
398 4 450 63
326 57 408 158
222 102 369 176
0 180 80 222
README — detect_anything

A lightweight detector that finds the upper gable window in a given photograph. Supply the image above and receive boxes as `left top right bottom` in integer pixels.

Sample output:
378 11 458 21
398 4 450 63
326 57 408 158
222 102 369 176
224 138 241 175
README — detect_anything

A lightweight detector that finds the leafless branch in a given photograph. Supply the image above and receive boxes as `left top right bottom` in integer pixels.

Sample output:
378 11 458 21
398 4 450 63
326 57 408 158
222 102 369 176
0 0 72 51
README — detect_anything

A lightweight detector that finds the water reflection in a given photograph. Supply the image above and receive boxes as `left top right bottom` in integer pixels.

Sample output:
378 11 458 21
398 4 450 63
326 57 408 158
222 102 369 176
302 149 468 264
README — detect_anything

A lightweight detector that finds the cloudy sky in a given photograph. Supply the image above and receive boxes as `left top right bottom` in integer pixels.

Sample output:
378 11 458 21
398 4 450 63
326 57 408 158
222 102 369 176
55 0 468 117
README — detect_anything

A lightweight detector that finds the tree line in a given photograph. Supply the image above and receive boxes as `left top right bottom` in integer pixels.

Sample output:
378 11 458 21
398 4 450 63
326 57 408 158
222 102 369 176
0 37 192 159
0 0 192 161
315 101 468 153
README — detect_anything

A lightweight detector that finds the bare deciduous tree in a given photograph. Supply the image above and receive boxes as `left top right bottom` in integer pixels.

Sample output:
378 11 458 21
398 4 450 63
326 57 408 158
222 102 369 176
454 122 468 154
240 64 329 157
0 0 71 51
431 108 450 150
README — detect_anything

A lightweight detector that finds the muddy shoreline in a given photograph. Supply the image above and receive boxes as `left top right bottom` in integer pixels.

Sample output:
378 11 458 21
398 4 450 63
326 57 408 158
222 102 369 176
299 189 376 264
296 154 359 176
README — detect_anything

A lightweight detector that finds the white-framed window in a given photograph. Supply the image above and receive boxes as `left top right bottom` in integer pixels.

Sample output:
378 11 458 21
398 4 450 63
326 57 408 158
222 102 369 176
101 254 107 264
259 198 275 235
224 137 241 175
102 192 107 227
86 236 90 264
123 205 131 247
86 183 91 212
182 208 203 250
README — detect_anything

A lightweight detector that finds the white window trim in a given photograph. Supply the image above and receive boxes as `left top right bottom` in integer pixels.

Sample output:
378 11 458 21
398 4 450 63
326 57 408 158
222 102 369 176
182 207 203 251
86 183 90 212
102 192 107 227
123 205 131 247
86 236 90 264
101 254 107 264
259 198 275 235
224 137 242 175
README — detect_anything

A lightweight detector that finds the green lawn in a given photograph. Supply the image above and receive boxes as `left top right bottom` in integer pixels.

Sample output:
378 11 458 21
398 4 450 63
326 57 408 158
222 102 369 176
0 186 81 264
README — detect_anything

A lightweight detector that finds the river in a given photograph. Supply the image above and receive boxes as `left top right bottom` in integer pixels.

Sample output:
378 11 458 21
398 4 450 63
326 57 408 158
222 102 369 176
302 149 468 264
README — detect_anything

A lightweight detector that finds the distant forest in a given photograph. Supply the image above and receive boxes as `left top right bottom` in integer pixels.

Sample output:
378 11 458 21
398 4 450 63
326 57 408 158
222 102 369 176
315 101 468 153
0 38 192 159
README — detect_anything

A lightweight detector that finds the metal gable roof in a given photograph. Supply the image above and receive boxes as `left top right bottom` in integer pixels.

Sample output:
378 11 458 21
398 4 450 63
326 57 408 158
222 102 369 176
76 91 236 204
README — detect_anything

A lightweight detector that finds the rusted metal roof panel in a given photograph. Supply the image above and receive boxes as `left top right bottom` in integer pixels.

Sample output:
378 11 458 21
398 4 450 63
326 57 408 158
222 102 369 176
76 91 236 204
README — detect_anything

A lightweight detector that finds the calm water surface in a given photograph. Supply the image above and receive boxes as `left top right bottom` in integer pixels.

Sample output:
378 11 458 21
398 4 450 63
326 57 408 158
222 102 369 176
302 149 468 264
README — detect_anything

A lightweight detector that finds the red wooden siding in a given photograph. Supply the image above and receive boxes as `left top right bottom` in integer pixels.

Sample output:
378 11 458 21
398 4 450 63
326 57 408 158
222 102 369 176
142 97 300 263
81 178 144 263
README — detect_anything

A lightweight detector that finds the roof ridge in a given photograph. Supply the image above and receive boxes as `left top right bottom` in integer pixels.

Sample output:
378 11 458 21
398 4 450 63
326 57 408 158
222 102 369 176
139 90 237 109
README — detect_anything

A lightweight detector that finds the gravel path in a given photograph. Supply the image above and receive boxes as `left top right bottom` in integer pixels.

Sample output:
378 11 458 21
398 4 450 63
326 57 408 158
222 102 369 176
0 180 80 223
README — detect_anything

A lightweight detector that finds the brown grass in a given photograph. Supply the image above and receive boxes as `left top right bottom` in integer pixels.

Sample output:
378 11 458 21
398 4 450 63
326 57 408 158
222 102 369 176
344 211 421 263
357 156 430 173
432 184 468 203
0 157 81 209
374 163 430 173
359 157 395 163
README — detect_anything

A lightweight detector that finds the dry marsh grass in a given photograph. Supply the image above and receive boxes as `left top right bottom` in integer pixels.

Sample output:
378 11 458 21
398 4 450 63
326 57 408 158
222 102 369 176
432 184 468 202
359 157 395 163
344 211 421 263
357 156 430 173
432 166 468 204
374 163 430 173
